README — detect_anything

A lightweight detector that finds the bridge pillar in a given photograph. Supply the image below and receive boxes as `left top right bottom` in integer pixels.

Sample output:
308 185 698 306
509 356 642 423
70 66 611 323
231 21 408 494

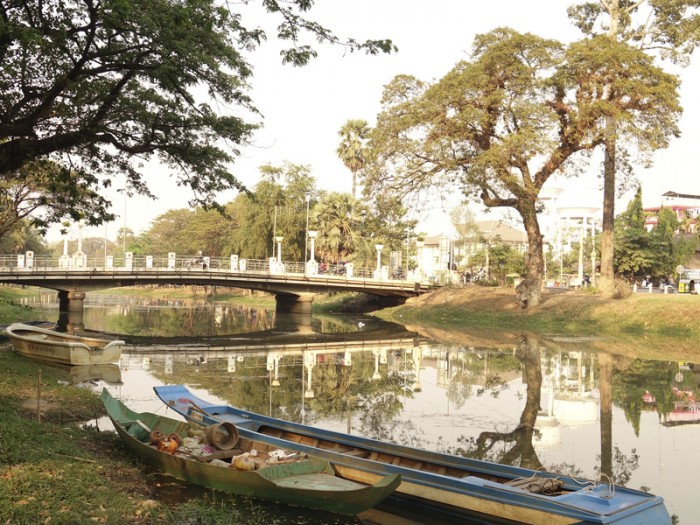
56 290 86 332
65 291 86 312
58 290 69 312
275 293 315 315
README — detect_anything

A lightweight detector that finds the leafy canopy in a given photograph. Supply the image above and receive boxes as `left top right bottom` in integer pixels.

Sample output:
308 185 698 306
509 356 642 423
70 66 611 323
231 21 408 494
0 0 395 231
364 28 680 307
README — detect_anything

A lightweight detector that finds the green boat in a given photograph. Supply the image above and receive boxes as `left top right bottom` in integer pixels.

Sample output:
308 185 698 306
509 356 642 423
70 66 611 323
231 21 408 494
100 388 400 515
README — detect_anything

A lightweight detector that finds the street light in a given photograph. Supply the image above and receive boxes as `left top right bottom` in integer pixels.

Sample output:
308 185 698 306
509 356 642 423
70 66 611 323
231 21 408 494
307 230 318 275
272 205 278 259
405 231 410 278
308 231 317 261
372 350 382 381
304 194 311 263
123 188 127 259
416 240 424 281
375 244 383 279
275 236 283 264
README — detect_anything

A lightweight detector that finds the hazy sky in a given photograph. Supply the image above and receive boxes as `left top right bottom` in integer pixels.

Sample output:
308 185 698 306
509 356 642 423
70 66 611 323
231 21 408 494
57 1 700 242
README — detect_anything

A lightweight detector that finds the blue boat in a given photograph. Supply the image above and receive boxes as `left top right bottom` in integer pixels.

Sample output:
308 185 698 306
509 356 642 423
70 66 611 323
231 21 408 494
155 384 671 525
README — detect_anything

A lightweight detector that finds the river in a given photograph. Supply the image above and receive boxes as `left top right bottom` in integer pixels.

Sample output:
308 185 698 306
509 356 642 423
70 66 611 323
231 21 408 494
14 291 700 524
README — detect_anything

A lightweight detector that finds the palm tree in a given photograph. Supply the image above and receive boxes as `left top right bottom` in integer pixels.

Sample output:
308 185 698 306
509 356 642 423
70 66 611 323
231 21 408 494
312 192 363 263
336 119 370 198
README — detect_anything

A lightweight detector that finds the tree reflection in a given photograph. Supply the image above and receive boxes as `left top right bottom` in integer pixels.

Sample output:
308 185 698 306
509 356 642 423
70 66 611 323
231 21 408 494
301 351 410 437
466 335 545 470
612 359 697 433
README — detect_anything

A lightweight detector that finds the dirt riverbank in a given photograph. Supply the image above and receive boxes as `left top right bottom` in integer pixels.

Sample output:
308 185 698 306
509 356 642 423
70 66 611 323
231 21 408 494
376 285 700 361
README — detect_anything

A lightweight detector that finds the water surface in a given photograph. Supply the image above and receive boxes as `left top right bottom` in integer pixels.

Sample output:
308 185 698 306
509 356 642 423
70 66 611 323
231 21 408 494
17 292 700 524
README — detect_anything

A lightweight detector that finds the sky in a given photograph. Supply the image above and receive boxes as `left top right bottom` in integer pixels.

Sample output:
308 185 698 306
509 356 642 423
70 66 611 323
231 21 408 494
53 1 700 243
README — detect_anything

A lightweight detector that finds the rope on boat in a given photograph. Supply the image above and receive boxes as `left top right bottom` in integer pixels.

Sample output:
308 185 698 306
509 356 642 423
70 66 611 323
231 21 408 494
566 470 616 499
597 473 616 499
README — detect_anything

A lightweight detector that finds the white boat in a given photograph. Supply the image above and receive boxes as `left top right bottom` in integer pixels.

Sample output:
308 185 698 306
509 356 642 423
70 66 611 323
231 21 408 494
5 323 124 365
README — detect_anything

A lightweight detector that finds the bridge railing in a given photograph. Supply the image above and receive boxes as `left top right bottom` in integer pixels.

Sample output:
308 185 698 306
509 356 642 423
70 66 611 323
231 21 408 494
0 253 422 283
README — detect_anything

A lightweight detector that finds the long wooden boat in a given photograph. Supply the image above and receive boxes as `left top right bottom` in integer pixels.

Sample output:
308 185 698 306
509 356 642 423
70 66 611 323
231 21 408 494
5 323 124 365
101 388 400 515
155 384 671 525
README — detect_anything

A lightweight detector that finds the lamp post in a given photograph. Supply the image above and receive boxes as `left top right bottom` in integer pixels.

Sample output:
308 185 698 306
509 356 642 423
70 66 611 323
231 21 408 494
416 240 424 282
304 352 315 399
374 244 383 279
103 223 108 267
307 230 318 275
123 189 127 259
578 218 585 285
275 236 283 264
272 205 278 259
405 231 410 278
309 231 317 261
304 194 310 263
590 219 596 285
77 219 84 255
372 350 382 381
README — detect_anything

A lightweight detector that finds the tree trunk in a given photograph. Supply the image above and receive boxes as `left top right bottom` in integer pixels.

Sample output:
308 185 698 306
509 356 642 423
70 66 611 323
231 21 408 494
598 352 613 478
598 0 620 296
515 204 544 308
598 119 616 295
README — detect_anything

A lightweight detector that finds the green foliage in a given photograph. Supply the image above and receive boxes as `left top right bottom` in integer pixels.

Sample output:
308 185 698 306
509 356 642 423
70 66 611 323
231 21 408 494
0 0 394 234
612 359 686 436
337 119 371 198
0 218 49 255
450 203 481 244
488 243 526 284
568 1 700 65
226 163 316 260
614 188 697 278
617 187 647 231
312 192 365 263
0 160 113 240
140 208 229 256
365 27 679 295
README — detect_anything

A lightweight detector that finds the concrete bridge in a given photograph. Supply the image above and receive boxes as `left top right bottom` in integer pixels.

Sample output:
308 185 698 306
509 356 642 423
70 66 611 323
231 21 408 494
0 253 435 322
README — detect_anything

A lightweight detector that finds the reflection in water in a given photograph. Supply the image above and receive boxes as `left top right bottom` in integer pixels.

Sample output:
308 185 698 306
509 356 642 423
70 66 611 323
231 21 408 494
26 292 386 338
18 291 700 523
469 336 544 471
115 338 699 523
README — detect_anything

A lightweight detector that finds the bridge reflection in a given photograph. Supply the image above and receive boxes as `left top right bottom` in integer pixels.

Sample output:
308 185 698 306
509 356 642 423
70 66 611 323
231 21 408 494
120 337 425 401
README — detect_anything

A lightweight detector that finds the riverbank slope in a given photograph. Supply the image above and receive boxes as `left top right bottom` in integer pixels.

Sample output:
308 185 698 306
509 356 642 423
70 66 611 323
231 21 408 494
374 285 700 360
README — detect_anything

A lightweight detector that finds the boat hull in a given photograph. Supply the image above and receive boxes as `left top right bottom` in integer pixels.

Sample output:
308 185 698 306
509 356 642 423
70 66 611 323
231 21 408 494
5 323 123 365
101 389 399 515
155 384 671 525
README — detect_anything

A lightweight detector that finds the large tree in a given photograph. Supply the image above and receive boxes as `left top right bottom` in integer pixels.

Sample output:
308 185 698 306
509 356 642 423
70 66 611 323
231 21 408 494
0 0 394 231
226 163 316 260
364 28 680 307
337 119 371 198
568 1 700 294
0 159 110 239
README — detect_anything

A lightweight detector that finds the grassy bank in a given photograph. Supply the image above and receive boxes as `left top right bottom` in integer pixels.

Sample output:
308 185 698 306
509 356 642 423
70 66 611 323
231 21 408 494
0 286 41 325
0 351 198 523
0 349 322 524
